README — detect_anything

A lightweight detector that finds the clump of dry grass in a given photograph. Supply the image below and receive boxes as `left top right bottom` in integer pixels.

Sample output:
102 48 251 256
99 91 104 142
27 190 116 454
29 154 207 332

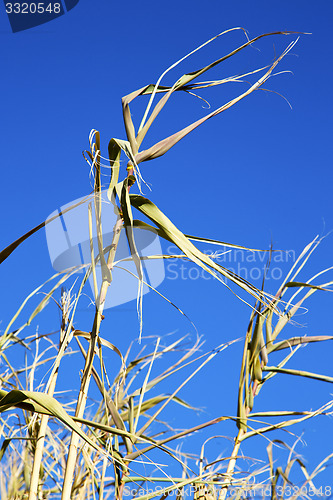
1 28 332 500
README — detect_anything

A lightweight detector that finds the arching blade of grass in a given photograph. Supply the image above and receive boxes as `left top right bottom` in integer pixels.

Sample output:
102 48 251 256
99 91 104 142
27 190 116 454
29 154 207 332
136 27 250 142
262 366 333 384
133 219 278 252
250 409 333 418
130 194 273 309
268 335 333 353
284 281 333 291
240 401 333 442
134 39 299 163
0 195 92 265
272 278 333 340
122 30 301 154
0 390 108 457
0 388 178 447
74 330 125 367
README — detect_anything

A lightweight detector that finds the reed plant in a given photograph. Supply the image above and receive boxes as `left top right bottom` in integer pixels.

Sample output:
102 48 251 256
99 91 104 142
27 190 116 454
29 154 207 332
0 29 332 500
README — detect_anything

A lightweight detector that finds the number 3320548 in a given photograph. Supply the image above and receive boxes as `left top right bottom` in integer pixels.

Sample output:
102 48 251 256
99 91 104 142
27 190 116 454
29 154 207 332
5 3 61 14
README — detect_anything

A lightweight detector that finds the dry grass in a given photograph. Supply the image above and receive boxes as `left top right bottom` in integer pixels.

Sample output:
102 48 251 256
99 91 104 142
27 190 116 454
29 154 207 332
0 29 332 500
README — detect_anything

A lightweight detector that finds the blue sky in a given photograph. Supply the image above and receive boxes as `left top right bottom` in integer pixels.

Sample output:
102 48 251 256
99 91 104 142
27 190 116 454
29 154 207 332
1 0 333 492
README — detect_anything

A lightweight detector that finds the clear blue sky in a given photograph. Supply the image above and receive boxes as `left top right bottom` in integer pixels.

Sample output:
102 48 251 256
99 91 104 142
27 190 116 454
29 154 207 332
1 0 333 492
